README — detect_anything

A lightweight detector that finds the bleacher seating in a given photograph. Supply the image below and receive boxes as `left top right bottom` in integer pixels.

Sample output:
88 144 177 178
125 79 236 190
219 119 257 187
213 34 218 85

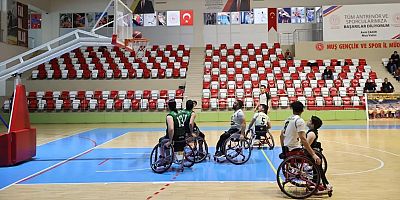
31 45 190 80
202 43 374 110
2 89 185 112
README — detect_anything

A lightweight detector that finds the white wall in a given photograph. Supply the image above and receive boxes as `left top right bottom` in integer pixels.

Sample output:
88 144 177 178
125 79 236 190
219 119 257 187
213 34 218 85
0 43 29 96
5 0 400 47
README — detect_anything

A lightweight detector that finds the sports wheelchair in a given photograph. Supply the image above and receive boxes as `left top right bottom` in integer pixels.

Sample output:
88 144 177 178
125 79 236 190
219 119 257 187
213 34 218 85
276 149 332 199
245 128 275 150
185 130 209 163
150 138 196 174
214 131 252 165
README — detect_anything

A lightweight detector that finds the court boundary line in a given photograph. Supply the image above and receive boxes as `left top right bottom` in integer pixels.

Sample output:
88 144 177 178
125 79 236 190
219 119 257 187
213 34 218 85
261 148 278 174
0 130 131 191
322 140 400 157
17 180 277 186
37 128 92 147
331 150 384 176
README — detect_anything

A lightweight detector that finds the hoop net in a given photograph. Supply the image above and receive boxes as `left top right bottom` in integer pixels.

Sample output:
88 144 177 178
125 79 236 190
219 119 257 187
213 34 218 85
125 38 148 59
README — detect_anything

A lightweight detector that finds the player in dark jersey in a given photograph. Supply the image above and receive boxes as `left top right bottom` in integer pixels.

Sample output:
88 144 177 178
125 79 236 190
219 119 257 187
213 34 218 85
186 100 205 139
159 99 188 156
306 116 332 193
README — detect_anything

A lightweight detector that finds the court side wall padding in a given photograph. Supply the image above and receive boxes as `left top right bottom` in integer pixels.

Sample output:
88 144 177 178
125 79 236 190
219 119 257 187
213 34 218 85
0 84 36 166
0 110 366 124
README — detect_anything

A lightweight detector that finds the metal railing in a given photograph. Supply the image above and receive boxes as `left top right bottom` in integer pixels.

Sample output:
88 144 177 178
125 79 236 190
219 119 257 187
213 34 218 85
279 28 323 45
278 33 293 45
0 30 111 81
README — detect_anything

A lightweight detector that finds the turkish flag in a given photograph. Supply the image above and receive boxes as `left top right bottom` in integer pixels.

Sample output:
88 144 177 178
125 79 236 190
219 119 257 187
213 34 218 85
268 8 277 31
180 10 193 26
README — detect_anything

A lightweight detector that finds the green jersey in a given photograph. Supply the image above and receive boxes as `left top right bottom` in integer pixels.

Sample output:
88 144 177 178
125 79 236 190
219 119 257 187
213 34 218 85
181 109 193 134
166 110 187 141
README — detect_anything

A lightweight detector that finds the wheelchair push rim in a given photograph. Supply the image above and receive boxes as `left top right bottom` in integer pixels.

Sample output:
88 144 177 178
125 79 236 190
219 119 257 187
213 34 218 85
276 155 321 199
193 137 209 163
150 144 173 174
224 134 252 165
264 131 275 150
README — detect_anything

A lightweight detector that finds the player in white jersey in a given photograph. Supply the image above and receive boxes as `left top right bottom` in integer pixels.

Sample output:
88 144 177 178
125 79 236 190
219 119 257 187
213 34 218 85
280 101 321 165
254 85 270 112
248 104 271 145
214 100 246 157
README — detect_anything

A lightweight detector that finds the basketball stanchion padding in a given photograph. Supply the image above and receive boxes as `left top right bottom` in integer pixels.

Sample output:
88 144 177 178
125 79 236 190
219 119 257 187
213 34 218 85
0 84 36 166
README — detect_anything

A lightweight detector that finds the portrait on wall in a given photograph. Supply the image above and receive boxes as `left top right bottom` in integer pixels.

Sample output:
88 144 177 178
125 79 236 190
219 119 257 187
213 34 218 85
86 12 96 28
95 12 108 28
241 11 253 24
158 11 167 26
278 8 291 23
133 14 143 26
222 0 251 12
217 12 230 25
73 13 86 28
167 11 180 26
230 12 241 24
253 8 268 24
291 7 305 23
204 13 217 25
143 12 157 26
30 13 42 29
60 13 73 28
132 0 155 14
305 8 315 23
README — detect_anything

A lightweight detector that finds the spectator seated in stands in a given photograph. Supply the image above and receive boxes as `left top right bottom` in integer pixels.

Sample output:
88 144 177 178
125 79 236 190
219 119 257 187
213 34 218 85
322 67 333 80
391 51 400 66
394 68 400 81
381 78 394 93
386 58 397 74
364 79 377 93
285 49 293 60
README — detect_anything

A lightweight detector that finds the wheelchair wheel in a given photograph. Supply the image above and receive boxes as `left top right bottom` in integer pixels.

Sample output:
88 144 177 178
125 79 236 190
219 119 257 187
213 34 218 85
150 143 173 174
192 137 208 163
245 129 255 148
182 144 195 168
264 131 275 150
224 134 252 165
315 150 328 174
276 155 321 199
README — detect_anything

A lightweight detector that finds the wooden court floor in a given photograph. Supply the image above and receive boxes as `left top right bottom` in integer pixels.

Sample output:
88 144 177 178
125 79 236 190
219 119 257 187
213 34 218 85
0 120 399 200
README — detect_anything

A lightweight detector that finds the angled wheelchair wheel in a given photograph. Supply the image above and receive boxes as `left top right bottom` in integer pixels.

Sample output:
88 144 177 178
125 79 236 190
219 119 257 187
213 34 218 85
224 134 252 165
245 129 255 149
276 155 321 199
192 137 208 163
315 150 328 174
264 131 275 150
182 144 196 168
150 143 173 174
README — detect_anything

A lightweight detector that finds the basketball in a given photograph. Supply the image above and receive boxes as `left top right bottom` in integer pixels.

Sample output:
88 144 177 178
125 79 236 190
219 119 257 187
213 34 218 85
132 31 142 39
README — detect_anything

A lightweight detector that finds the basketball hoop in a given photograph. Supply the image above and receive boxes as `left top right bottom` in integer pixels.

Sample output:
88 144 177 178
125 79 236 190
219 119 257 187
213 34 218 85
125 38 148 59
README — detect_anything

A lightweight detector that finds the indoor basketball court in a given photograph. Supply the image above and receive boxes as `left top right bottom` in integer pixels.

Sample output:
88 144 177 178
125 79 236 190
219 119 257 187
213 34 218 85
0 0 400 199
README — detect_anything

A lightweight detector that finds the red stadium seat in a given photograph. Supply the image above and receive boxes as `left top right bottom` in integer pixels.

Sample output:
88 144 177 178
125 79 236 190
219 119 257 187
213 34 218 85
131 99 140 110
202 98 210 110
313 88 321 96
307 97 316 107
148 99 157 110
329 88 338 96
271 97 279 109
334 79 342 88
